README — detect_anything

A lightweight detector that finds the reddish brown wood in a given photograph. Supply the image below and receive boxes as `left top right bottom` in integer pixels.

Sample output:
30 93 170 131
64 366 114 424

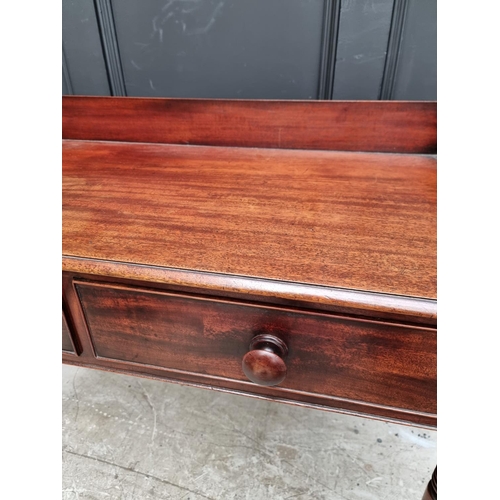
62 98 437 430
62 258 437 325
63 141 436 300
422 489 432 500
422 467 437 499
62 268 436 427
62 310 74 353
62 96 436 154
74 280 436 419
62 354 436 427
242 334 288 386
63 273 94 358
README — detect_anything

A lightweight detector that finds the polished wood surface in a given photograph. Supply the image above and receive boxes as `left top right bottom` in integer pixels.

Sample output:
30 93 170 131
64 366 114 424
63 97 436 154
63 140 436 299
62 258 437 325
242 334 289 387
62 97 437 431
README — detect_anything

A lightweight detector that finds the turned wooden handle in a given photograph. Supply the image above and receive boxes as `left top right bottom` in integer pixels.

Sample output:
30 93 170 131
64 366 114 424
242 334 288 386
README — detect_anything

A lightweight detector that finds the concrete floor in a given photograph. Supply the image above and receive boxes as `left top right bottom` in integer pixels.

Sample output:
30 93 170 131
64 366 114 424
62 365 436 500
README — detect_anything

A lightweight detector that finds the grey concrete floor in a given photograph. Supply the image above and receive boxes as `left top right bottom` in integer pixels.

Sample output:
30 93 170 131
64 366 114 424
62 365 436 500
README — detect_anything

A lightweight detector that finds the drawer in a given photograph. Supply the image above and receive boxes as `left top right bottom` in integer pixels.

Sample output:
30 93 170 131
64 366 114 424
75 281 436 418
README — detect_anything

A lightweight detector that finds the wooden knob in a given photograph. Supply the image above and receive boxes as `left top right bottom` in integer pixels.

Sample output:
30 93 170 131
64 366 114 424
242 334 288 386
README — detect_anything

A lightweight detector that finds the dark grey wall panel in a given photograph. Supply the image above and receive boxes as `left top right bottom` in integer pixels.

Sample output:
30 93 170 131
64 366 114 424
62 71 69 96
111 0 324 99
333 0 394 100
62 0 110 95
62 47 73 95
391 0 436 100
94 0 127 95
317 0 341 100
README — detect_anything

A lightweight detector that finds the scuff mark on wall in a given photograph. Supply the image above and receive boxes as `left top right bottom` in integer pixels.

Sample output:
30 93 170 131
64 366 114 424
188 1 225 35
151 0 225 38
130 60 142 70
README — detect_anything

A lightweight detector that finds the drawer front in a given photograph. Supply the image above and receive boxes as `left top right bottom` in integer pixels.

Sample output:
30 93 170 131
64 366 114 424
62 310 75 353
76 281 436 415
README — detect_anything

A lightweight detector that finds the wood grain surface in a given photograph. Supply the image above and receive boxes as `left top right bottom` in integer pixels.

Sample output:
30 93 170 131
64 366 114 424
76 281 436 416
63 140 436 299
62 97 437 154
62 98 437 428
62 259 437 325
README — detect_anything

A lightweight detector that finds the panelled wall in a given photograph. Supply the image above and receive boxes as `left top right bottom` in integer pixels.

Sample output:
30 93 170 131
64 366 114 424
62 0 436 100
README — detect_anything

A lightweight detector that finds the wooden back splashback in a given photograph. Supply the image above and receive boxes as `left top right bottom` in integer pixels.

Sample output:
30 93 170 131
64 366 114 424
63 97 436 154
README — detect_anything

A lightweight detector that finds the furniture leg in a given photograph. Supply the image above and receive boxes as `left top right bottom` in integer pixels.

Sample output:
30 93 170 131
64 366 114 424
422 467 437 500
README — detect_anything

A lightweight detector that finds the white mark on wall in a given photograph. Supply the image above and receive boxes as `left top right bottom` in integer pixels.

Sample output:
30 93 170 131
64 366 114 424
163 0 202 14
358 54 385 64
161 11 174 25
150 15 159 39
161 0 175 12
188 1 224 35
130 60 142 70
147 0 224 50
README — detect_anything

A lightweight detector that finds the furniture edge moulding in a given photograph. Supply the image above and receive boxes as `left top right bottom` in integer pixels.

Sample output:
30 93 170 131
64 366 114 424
62 258 437 327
